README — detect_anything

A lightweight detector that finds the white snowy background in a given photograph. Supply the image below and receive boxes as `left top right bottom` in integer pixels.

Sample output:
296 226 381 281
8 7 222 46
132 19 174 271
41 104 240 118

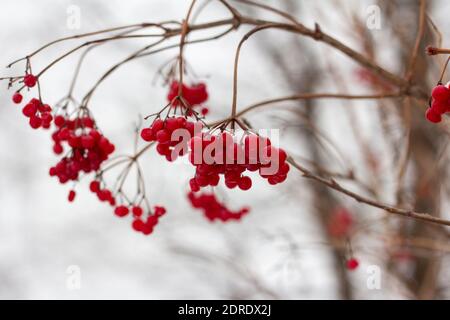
0 0 448 299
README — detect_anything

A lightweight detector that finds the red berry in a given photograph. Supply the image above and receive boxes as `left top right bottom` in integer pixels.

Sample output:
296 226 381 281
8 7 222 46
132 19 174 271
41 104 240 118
29 116 42 129
23 74 37 88
132 219 144 232
114 206 129 217
89 181 100 193
22 103 37 117
346 258 359 270
152 119 164 132
140 128 154 142
12 92 23 104
189 178 200 192
41 112 53 125
238 176 252 190
201 107 209 116
54 116 65 127
53 143 63 154
141 224 154 235
132 206 143 217
431 99 447 114
431 85 450 101
425 108 442 123
188 192 250 222
156 129 170 143
68 190 76 202
154 206 166 217
82 117 95 128
81 135 95 149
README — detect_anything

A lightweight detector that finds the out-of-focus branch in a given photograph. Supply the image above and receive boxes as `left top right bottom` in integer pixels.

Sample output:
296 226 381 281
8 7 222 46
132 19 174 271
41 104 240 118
287 157 450 227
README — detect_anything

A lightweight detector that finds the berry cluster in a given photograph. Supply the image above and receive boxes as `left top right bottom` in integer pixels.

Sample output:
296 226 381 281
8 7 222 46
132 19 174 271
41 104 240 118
328 207 353 238
167 80 209 115
114 204 166 235
188 132 290 192
425 84 450 123
49 116 115 184
141 116 202 162
90 180 166 235
131 206 166 235
89 180 116 207
15 97 53 129
188 192 249 222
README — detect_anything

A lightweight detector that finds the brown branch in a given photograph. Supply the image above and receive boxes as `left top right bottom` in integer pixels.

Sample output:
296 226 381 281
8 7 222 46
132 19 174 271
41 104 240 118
426 47 450 55
235 92 403 117
7 11 428 100
287 157 450 227
405 0 426 82
178 0 197 95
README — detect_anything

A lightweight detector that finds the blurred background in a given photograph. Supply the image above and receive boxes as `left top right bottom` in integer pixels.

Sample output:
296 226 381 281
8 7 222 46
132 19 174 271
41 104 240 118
0 0 449 299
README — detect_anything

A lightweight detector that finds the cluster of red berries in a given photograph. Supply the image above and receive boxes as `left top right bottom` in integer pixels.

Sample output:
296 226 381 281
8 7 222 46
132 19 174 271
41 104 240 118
13 96 53 129
188 132 290 192
114 204 166 235
328 207 353 238
425 84 450 123
49 116 115 184
140 116 202 162
89 180 116 206
89 180 166 235
132 206 166 235
188 192 249 222
346 258 359 271
167 80 209 115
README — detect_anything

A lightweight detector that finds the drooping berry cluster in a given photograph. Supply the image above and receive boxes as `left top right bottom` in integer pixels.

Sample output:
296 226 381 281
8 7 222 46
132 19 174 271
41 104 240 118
328 207 353 238
188 192 249 222
167 80 209 115
131 206 166 235
16 97 53 129
115 204 166 235
89 180 116 207
89 180 167 235
49 116 115 183
140 116 202 162
188 132 290 192
425 84 450 123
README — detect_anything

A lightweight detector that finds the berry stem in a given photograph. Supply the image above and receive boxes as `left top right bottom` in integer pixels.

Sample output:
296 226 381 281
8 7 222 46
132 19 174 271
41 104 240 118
287 156 450 227
178 0 197 97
